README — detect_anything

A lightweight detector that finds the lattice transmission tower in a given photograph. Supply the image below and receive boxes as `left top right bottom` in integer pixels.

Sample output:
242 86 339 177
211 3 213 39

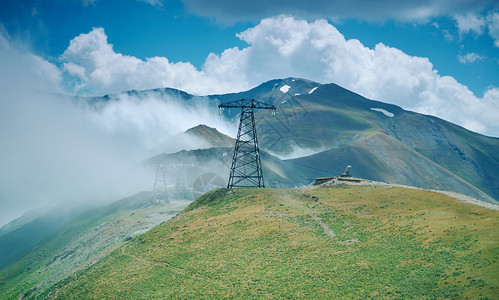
151 164 169 203
219 99 276 188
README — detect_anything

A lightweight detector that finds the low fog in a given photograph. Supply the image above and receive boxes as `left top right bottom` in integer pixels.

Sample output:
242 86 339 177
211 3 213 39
0 90 234 227
0 37 235 226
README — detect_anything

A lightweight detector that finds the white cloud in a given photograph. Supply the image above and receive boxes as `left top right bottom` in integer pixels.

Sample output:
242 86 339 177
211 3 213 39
0 33 62 93
60 17 499 137
62 28 240 95
88 92 235 150
80 0 163 6
454 13 486 36
0 31 236 227
137 0 163 6
453 11 499 47
0 31 153 226
487 11 499 47
458 52 484 63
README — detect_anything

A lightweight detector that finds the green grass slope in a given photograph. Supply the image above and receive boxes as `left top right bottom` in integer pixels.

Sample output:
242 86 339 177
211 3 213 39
47 186 498 299
0 209 44 238
0 192 190 299
0 206 84 271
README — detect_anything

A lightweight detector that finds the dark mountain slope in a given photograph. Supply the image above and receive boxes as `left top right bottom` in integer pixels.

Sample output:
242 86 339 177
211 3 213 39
0 209 44 238
289 131 495 202
241 80 498 201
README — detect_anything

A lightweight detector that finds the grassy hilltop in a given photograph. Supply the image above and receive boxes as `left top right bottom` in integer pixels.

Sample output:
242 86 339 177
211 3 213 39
46 185 498 299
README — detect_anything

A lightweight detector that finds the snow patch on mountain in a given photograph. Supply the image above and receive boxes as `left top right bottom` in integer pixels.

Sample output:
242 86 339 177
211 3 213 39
308 87 318 94
280 85 291 93
371 108 394 117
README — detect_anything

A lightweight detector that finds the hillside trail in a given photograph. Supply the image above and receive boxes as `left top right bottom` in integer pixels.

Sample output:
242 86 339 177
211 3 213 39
120 245 204 280
119 239 232 291
274 189 346 242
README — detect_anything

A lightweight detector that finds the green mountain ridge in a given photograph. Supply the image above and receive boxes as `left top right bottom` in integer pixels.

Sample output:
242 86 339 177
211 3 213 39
145 145 309 193
44 185 499 299
0 205 88 271
83 77 499 201
0 192 190 299
0 209 44 238
185 124 235 148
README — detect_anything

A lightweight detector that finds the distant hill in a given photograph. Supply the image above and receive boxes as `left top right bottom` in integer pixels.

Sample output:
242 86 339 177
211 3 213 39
0 205 85 271
143 124 309 200
46 185 499 299
152 124 235 155
0 192 190 299
185 124 235 148
0 209 44 238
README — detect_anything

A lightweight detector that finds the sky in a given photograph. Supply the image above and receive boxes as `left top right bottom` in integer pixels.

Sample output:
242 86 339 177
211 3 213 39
0 0 498 225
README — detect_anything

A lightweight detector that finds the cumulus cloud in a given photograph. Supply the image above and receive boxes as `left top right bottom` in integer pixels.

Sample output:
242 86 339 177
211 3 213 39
80 0 162 6
61 28 243 95
205 16 499 136
87 92 235 150
61 17 499 137
0 33 62 93
0 32 146 225
137 0 163 6
182 0 497 23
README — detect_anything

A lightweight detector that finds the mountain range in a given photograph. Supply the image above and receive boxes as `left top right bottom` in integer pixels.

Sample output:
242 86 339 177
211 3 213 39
129 77 498 202
0 77 497 298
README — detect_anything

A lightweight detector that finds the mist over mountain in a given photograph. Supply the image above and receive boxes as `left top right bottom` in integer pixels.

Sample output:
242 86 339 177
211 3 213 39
84 77 498 203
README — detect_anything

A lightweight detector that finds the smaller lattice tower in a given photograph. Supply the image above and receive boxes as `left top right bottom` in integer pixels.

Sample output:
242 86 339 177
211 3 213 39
174 163 191 200
218 99 276 188
151 164 169 203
